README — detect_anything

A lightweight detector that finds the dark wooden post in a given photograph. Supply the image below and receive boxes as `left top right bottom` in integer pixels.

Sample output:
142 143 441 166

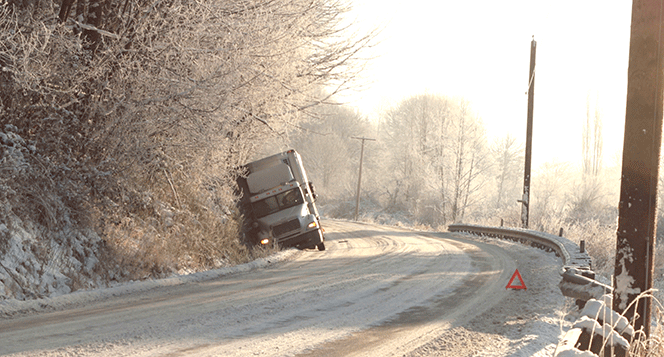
521 38 536 228
613 0 664 338
352 137 375 221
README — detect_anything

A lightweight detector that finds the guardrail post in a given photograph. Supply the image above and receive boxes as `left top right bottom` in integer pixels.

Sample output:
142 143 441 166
613 0 664 338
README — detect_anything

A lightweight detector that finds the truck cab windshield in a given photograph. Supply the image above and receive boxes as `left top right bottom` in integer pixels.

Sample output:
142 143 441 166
253 187 304 218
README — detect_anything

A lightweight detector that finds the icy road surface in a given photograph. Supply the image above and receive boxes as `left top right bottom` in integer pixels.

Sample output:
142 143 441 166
0 220 567 356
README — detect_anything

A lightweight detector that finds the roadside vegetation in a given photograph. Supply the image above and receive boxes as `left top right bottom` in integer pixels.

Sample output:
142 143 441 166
0 0 373 299
0 2 662 349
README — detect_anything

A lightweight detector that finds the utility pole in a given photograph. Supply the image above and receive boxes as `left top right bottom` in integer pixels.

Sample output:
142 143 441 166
520 37 536 229
352 136 375 221
613 0 663 338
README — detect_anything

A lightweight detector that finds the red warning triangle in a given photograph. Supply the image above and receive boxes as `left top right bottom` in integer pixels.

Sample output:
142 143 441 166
506 269 527 290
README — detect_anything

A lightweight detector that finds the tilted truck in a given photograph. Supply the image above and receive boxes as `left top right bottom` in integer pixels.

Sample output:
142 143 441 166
236 150 325 251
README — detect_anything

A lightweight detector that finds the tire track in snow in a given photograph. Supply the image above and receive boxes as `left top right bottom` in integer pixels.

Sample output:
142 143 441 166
0 221 548 357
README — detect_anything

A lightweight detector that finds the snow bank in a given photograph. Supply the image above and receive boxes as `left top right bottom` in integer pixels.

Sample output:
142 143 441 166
581 298 634 339
572 316 629 349
0 248 299 318
555 348 598 357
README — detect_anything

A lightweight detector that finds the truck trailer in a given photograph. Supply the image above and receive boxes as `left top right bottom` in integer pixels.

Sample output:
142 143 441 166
237 150 325 251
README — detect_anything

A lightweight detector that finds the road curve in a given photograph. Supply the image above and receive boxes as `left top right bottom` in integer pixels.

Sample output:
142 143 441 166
0 220 518 356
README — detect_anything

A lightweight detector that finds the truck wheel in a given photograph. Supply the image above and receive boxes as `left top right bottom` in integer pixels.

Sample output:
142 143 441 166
317 242 326 251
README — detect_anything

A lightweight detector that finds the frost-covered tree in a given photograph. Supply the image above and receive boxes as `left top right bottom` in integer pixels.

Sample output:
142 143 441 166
446 99 490 222
0 0 375 277
491 134 523 211
582 93 604 177
380 94 489 225
569 93 606 222
529 161 572 229
286 101 371 200
380 94 448 220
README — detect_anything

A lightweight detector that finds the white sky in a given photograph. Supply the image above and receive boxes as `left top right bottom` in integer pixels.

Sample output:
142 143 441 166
346 0 633 169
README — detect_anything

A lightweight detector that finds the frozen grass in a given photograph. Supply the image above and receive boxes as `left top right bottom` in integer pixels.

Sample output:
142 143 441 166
0 122 268 300
629 295 664 356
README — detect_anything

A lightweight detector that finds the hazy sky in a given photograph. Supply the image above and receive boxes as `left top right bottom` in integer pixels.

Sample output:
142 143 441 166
347 0 633 169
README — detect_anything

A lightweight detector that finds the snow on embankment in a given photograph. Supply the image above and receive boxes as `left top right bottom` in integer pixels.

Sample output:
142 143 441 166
1 125 108 301
0 245 298 318
0 217 105 301
0 122 287 312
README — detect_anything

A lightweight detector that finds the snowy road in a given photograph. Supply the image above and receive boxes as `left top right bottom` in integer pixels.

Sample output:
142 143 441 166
0 220 566 356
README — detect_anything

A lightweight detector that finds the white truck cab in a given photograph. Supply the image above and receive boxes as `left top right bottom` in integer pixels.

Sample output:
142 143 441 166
237 150 324 250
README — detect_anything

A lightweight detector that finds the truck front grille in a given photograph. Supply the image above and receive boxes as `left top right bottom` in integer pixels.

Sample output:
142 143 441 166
273 219 300 237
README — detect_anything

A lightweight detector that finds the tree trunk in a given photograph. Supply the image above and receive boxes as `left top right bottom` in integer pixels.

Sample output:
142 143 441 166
58 0 75 23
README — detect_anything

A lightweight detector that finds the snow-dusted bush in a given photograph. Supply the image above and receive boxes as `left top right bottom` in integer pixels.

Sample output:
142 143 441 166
0 0 373 299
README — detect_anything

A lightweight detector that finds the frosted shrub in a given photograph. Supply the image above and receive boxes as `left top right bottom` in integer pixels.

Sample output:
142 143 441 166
0 0 374 296
564 220 617 277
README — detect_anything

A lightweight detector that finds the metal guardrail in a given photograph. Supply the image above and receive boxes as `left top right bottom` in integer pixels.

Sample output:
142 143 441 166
448 223 630 356
447 223 592 268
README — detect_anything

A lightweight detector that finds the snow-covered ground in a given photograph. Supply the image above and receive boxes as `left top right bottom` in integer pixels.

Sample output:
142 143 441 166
0 249 300 319
405 231 572 357
0 220 573 356
0 217 107 302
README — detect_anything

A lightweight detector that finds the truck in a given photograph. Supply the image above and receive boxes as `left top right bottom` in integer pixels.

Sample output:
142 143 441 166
236 150 325 251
